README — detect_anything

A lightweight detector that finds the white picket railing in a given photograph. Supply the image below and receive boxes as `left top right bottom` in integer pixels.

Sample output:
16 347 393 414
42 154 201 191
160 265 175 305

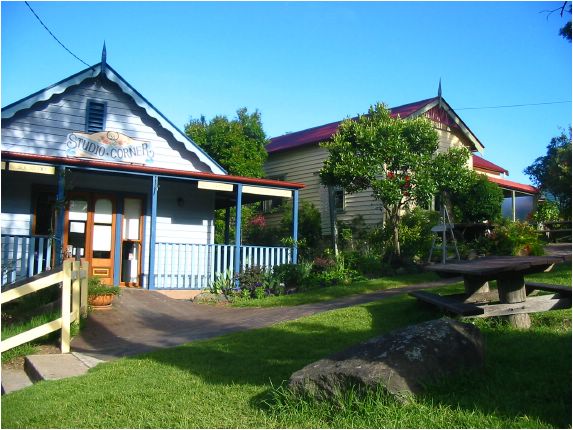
1 234 52 286
153 243 292 290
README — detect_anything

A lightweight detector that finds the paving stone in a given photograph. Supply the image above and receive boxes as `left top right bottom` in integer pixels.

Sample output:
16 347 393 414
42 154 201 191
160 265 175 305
25 354 89 382
1 369 33 395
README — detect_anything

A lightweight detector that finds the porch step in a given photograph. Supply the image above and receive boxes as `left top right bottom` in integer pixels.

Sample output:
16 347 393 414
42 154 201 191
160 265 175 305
1 369 34 395
24 353 96 383
2 352 104 395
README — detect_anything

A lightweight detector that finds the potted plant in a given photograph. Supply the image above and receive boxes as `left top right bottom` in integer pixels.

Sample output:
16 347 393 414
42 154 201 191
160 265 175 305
88 277 121 309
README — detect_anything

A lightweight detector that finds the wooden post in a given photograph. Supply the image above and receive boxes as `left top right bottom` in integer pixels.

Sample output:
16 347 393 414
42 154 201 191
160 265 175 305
498 274 531 329
291 189 299 264
464 275 490 297
80 260 89 317
71 260 81 323
327 186 338 256
61 260 72 353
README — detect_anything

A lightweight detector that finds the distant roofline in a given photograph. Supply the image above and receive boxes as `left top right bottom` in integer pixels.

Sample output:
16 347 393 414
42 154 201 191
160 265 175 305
267 96 484 154
473 154 509 175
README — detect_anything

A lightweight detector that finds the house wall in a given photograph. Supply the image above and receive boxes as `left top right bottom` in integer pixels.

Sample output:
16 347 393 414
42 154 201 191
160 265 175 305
0 168 215 288
1 79 213 173
264 123 475 235
1 170 55 236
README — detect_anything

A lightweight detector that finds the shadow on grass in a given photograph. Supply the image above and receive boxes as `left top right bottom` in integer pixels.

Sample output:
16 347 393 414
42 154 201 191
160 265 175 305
65 280 571 428
418 323 572 428
128 294 570 428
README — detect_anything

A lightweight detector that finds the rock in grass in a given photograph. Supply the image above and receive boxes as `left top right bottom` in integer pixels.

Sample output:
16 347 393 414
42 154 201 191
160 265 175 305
288 317 484 400
192 292 228 304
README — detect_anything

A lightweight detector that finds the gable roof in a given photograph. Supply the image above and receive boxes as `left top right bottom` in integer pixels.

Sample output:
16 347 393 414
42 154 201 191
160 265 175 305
1 62 227 175
267 96 484 154
473 154 509 175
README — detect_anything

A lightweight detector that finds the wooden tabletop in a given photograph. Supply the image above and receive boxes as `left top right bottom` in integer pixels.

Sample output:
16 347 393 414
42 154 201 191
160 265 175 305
426 255 565 277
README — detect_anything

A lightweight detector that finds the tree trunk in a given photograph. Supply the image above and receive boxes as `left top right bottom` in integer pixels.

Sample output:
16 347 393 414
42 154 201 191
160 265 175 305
393 224 401 257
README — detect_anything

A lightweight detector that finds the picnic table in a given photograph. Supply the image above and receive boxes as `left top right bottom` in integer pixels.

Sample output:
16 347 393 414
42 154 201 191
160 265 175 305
418 255 570 329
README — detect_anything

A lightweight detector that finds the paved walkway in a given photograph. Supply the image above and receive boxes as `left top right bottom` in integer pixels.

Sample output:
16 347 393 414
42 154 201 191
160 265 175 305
71 277 462 361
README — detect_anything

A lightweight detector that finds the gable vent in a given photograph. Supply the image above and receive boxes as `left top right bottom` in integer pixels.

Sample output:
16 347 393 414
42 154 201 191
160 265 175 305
86 100 106 133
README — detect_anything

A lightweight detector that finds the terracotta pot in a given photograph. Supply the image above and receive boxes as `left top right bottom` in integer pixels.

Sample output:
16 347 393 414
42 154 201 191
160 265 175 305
88 294 115 309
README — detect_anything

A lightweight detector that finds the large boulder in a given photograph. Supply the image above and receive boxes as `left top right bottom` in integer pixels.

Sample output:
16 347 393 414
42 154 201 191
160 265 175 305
289 317 484 400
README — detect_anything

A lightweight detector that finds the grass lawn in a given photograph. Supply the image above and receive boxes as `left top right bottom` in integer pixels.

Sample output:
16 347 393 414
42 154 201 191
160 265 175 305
231 271 441 307
2 264 571 428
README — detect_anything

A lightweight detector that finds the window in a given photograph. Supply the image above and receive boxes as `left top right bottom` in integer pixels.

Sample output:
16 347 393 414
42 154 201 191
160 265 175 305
85 100 106 133
334 187 345 212
262 175 286 213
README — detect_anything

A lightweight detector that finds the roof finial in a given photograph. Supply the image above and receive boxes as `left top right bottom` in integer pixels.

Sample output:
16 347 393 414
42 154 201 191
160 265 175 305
438 78 442 99
101 41 107 73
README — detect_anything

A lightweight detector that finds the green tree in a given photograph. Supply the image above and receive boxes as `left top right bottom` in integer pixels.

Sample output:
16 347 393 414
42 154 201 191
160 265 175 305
185 108 269 245
185 108 268 178
524 128 572 217
559 2 572 41
450 171 504 223
319 103 471 257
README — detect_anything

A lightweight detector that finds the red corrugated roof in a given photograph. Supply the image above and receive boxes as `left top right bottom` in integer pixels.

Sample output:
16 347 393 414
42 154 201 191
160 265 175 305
472 155 509 175
486 175 538 194
267 97 438 153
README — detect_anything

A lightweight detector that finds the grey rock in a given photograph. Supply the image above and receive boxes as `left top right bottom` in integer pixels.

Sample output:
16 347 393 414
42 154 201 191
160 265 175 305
289 317 484 400
192 292 228 304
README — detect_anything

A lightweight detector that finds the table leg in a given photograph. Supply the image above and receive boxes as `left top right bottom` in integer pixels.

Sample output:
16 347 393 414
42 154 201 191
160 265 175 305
497 274 531 329
464 275 490 297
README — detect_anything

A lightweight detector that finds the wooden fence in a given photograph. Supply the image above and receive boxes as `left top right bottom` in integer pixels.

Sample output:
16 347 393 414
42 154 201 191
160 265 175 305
1 260 89 354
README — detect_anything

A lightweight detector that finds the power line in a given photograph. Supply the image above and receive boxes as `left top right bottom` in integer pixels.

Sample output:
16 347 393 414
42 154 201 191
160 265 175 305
24 1 93 70
455 100 571 111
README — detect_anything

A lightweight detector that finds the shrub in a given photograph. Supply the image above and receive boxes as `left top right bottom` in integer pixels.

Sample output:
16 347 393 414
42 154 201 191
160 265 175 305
234 266 283 299
273 263 312 290
488 219 545 256
450 172 504 223
312 256 335 273
87 277 120 297
209 270 234 297
531 200 561 224
395 208 440 263
343 251 387 278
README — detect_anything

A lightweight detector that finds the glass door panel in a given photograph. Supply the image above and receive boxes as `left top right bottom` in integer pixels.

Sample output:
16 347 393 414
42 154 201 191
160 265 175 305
67 199 88 258
92 198 113 259
123 198 142 240
121 197 143 286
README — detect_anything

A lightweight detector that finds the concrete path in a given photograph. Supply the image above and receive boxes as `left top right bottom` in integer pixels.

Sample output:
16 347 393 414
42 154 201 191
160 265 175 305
71 277 461 361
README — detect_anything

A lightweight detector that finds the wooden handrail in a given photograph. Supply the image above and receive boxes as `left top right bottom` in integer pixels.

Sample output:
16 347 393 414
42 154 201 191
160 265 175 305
0 260 89 354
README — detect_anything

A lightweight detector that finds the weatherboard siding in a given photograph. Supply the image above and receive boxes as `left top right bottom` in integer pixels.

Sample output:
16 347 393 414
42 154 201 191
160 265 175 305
264 143 327 226
265 123 475 235
1 80 210 173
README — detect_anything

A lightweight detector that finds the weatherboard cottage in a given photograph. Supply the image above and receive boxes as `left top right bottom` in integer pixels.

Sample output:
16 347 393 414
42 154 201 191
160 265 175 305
1 54 303 293
264 93 538 235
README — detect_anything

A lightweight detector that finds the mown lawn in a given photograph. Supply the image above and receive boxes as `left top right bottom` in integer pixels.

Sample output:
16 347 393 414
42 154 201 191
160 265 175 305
231 271 441 307
2 264 571 428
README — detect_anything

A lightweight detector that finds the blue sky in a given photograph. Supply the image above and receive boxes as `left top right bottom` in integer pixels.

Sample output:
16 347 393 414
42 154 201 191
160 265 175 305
2 1 571 185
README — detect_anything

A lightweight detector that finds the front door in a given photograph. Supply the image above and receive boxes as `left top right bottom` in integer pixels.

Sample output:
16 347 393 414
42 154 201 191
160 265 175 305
65 194 116 285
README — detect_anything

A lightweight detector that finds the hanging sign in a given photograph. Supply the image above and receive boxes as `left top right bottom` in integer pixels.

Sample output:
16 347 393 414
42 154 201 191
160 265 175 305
66 131 154 164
